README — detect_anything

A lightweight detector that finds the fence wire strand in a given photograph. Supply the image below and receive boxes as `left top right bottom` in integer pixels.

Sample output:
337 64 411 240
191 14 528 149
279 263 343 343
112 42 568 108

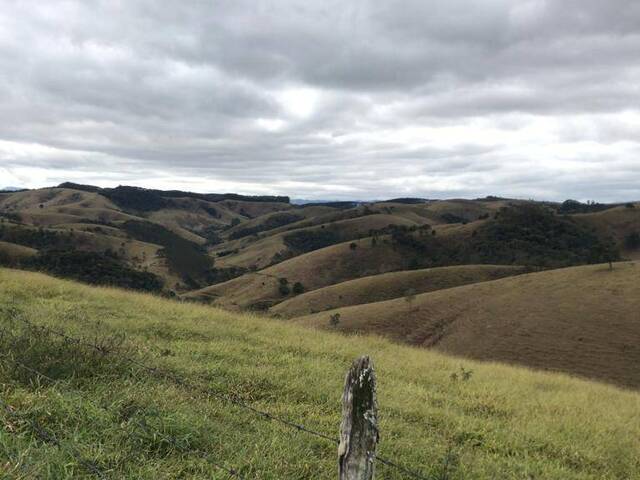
0 330 247 480
2 315 431 480
0 395 106 479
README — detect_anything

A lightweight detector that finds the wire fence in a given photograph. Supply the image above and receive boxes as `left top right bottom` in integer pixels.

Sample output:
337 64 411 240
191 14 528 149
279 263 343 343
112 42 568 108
0 314 431 480
0 395 107 479
0 348 246 479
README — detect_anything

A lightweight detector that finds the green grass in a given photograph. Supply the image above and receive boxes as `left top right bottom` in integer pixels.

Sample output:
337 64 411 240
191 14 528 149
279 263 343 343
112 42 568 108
0 268 639 479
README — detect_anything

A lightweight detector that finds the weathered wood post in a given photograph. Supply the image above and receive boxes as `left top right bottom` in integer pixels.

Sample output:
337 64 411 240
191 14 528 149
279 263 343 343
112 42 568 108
338 356 378 480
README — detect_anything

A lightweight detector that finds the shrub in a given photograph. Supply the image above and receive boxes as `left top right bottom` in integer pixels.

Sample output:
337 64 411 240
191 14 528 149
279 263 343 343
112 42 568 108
292 282 304 295
349 242 357 250
278 283 291 296
329 313 341 327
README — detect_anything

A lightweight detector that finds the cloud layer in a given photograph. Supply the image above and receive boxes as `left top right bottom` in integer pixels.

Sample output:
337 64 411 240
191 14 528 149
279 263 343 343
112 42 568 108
1 0 639 201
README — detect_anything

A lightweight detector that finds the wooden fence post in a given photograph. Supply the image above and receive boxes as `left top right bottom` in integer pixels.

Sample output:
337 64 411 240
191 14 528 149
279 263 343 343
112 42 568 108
338 356 378 480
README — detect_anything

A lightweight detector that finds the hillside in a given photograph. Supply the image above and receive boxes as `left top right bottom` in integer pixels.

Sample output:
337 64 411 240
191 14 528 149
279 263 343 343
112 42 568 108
185 236 416 310
0 185 293 291
0 269 639 479
574 204 640 260
295 262 640 389
272 264 527 318
213 212 424 271
187 202 620 311
2 186 637 317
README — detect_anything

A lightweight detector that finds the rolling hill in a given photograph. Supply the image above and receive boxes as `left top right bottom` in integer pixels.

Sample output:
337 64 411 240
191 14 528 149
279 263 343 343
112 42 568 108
295 262 640 389
271 264 528 317
0 269 638 478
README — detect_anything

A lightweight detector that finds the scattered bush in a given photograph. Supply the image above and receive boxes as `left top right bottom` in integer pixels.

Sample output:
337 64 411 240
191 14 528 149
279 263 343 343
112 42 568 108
329 313 341 327
450 366 473 382
292 282 304 295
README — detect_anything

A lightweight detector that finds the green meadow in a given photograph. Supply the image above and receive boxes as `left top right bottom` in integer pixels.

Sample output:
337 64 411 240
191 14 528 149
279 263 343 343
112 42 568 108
1 268 638 479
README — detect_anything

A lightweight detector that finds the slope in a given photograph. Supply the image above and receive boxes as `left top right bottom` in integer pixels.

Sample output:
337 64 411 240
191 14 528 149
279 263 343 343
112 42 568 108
295 262 640 388
0 269 639 479
272 265 528 317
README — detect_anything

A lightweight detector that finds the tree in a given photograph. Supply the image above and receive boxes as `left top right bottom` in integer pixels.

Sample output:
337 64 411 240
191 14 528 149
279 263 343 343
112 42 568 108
329 312 341 327
292 282 304 294
625 231 640 250
278 279 290 296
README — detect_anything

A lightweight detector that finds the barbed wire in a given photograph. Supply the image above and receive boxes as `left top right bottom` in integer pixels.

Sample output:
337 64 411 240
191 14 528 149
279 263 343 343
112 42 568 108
0 333 247 479
1 315 431 480
0 395 106 479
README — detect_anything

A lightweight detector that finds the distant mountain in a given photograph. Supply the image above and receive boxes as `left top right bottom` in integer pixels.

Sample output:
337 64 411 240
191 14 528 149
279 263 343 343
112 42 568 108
0 186 24 192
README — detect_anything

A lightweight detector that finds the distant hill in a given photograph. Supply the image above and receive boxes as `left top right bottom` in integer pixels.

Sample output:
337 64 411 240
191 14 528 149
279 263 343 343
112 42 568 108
2 184 638 315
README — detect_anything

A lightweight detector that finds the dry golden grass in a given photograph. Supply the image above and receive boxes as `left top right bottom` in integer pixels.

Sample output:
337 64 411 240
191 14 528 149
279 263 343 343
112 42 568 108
272 265 527 317
214 212 424 270
295 262 640 388
0 240 38 260
222 205 336 239
187 235 412 309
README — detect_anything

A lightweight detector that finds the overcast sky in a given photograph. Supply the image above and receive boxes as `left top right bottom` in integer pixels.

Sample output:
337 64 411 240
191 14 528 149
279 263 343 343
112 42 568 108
1 1 639 201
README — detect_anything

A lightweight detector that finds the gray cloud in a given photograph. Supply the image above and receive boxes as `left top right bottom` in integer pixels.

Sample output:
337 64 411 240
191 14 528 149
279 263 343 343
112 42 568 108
1 0 639 201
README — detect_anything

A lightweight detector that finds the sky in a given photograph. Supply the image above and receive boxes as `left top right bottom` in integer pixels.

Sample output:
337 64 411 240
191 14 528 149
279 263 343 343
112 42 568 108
1 0 639 201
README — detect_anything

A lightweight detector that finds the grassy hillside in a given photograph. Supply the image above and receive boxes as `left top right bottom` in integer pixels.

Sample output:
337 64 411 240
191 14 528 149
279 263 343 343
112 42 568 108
272 265 527 318
186 236 415 310
574 205 640 260
296 262 640 389
213 212 424 271
0 186 295 292
0 241 37 265
0 269 639 479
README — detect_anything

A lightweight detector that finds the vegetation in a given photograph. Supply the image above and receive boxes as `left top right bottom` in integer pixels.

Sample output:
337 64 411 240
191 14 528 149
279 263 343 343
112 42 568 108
467 204 620 267
101 186 171 212
228 212 303 240
283 228 342 254
0 224 73 251
292 281 305 295
1 270 638 479
556 199 617 214
625 231 640 250
122 220 212 283
203 266 248 286
296 262 640 389
272 265 526 318
57 182 290 204
21 249 163 292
